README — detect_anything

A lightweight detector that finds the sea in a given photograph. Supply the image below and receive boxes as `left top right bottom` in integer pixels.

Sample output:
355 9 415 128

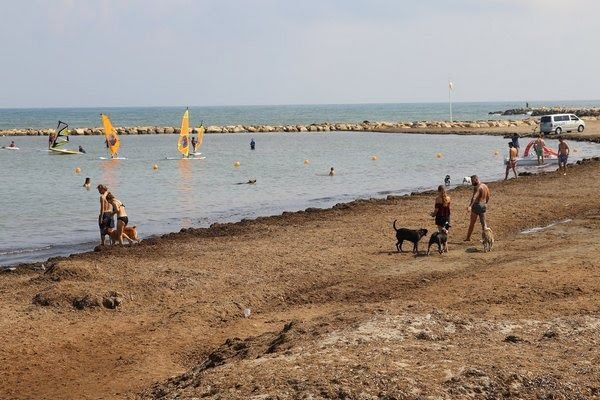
1 100 600 130
1 101 600 267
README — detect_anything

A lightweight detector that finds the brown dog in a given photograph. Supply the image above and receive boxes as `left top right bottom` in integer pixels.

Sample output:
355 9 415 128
107 226 140 245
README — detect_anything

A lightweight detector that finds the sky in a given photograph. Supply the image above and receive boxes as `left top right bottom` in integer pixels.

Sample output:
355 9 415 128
1 0 599 107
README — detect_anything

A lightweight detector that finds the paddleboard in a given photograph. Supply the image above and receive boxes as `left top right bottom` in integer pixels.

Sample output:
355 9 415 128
2 146 20 150
49 148 81 155
164 156 206 160
99 156 127 160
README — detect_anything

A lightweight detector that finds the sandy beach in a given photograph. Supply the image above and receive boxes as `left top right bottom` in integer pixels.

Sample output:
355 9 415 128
0 154 599 399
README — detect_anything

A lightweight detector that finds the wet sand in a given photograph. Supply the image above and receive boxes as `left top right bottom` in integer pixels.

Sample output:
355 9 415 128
1 158 599 399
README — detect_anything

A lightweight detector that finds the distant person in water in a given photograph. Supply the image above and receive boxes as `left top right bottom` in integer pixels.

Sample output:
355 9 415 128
236 179 256 185
9 141 15 148
557 136 570 176
505 142 518 180
329 167 335 176
250 138 256 150
83 177 91 190
78 145 86 154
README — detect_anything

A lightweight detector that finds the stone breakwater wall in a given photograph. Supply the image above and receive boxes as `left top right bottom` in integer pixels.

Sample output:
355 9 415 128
0 118 565 137
492 107 600 117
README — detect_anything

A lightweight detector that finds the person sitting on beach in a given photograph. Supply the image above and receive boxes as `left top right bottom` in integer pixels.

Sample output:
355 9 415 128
97 184 114 245
557 136 570 176
78 145 86 154
431 185 451 232
465 175 490 242
505 142 518 180
329 167 335 176
534 134 545 165
106 192 129 245
83 177 91 190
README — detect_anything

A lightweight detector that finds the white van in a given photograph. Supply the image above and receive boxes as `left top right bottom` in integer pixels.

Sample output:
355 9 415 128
539 114 585 135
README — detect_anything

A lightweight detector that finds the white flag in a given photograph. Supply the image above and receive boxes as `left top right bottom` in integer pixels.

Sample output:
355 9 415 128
448 82 454 91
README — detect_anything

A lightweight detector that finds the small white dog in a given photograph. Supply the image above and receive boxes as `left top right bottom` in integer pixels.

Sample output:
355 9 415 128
462 176 472 185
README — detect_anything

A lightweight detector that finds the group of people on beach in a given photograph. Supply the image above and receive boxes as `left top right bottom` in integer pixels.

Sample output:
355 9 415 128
434 132 572 249
432 175 491 244
97 184 131 245
505 133 571 179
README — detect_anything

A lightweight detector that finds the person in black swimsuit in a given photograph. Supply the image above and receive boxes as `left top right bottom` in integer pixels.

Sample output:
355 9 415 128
106 192 129 245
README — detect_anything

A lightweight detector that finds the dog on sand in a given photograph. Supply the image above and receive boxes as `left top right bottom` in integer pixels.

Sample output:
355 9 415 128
393 220 428 254
482 227 494 252
427 222 451 255
107 226 140 245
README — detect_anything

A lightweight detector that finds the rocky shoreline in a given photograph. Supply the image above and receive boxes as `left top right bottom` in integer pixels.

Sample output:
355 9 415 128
490 107 600 117
0 119 545 136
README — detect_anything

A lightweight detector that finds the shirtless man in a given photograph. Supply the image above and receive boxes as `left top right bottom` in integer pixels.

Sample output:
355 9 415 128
505 142 518 180
465 175 491 241
97 184 114 245
534 134 546 165
557 136 570 176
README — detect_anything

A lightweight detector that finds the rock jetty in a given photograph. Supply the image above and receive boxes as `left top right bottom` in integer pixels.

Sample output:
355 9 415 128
490 107 600 117
0 119 557 137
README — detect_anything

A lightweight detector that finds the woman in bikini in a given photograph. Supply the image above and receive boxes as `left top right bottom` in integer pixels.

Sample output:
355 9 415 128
106 193 129 245
431 185 451 231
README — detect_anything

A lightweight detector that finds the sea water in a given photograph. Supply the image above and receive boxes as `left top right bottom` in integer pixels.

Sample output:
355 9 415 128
1 100 600 129
1 132 598 266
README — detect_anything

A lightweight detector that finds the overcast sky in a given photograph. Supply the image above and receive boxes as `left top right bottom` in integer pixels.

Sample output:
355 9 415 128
1 0 599 107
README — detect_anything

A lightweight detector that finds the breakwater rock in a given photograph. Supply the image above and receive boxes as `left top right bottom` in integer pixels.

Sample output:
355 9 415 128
490 107 600 117
0 119 552 137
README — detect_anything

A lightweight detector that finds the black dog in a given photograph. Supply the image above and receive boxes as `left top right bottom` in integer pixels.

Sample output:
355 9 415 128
444 175 451 186
427 222 451 255
393 220 428 254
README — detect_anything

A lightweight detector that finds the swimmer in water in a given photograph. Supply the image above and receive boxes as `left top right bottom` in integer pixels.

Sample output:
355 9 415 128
250 138 256 150
83 177 91 190
79 145 86 154
329 167 335 176
236 179 257 185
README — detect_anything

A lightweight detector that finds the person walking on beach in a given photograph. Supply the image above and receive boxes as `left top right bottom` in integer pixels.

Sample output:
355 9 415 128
511 133 520 151
106 192 129 245
465 175 490 242
505 142 518 180
97 184 114 245
557 136 570 176
534 134 546 165
431 185 451 231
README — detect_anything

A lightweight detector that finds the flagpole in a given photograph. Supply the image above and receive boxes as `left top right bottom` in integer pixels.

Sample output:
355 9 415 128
448 82 453 123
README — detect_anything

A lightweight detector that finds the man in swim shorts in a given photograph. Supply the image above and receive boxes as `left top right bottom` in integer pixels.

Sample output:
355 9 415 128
465 175 490 241
557 136 570 176
97 184 114 245
534 134 545 165
505 142 518 180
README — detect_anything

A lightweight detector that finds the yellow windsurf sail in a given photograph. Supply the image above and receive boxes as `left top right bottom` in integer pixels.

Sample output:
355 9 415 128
178 109 190 157
101 114 121 157
196 125 204 152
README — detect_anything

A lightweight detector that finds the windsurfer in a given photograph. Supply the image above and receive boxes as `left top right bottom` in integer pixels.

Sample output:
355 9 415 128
191 136 197 153
9 141 15 148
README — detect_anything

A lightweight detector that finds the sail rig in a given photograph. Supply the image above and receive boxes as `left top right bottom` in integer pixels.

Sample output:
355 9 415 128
177 109 190 158
50 121 70 148
101 113 121 158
